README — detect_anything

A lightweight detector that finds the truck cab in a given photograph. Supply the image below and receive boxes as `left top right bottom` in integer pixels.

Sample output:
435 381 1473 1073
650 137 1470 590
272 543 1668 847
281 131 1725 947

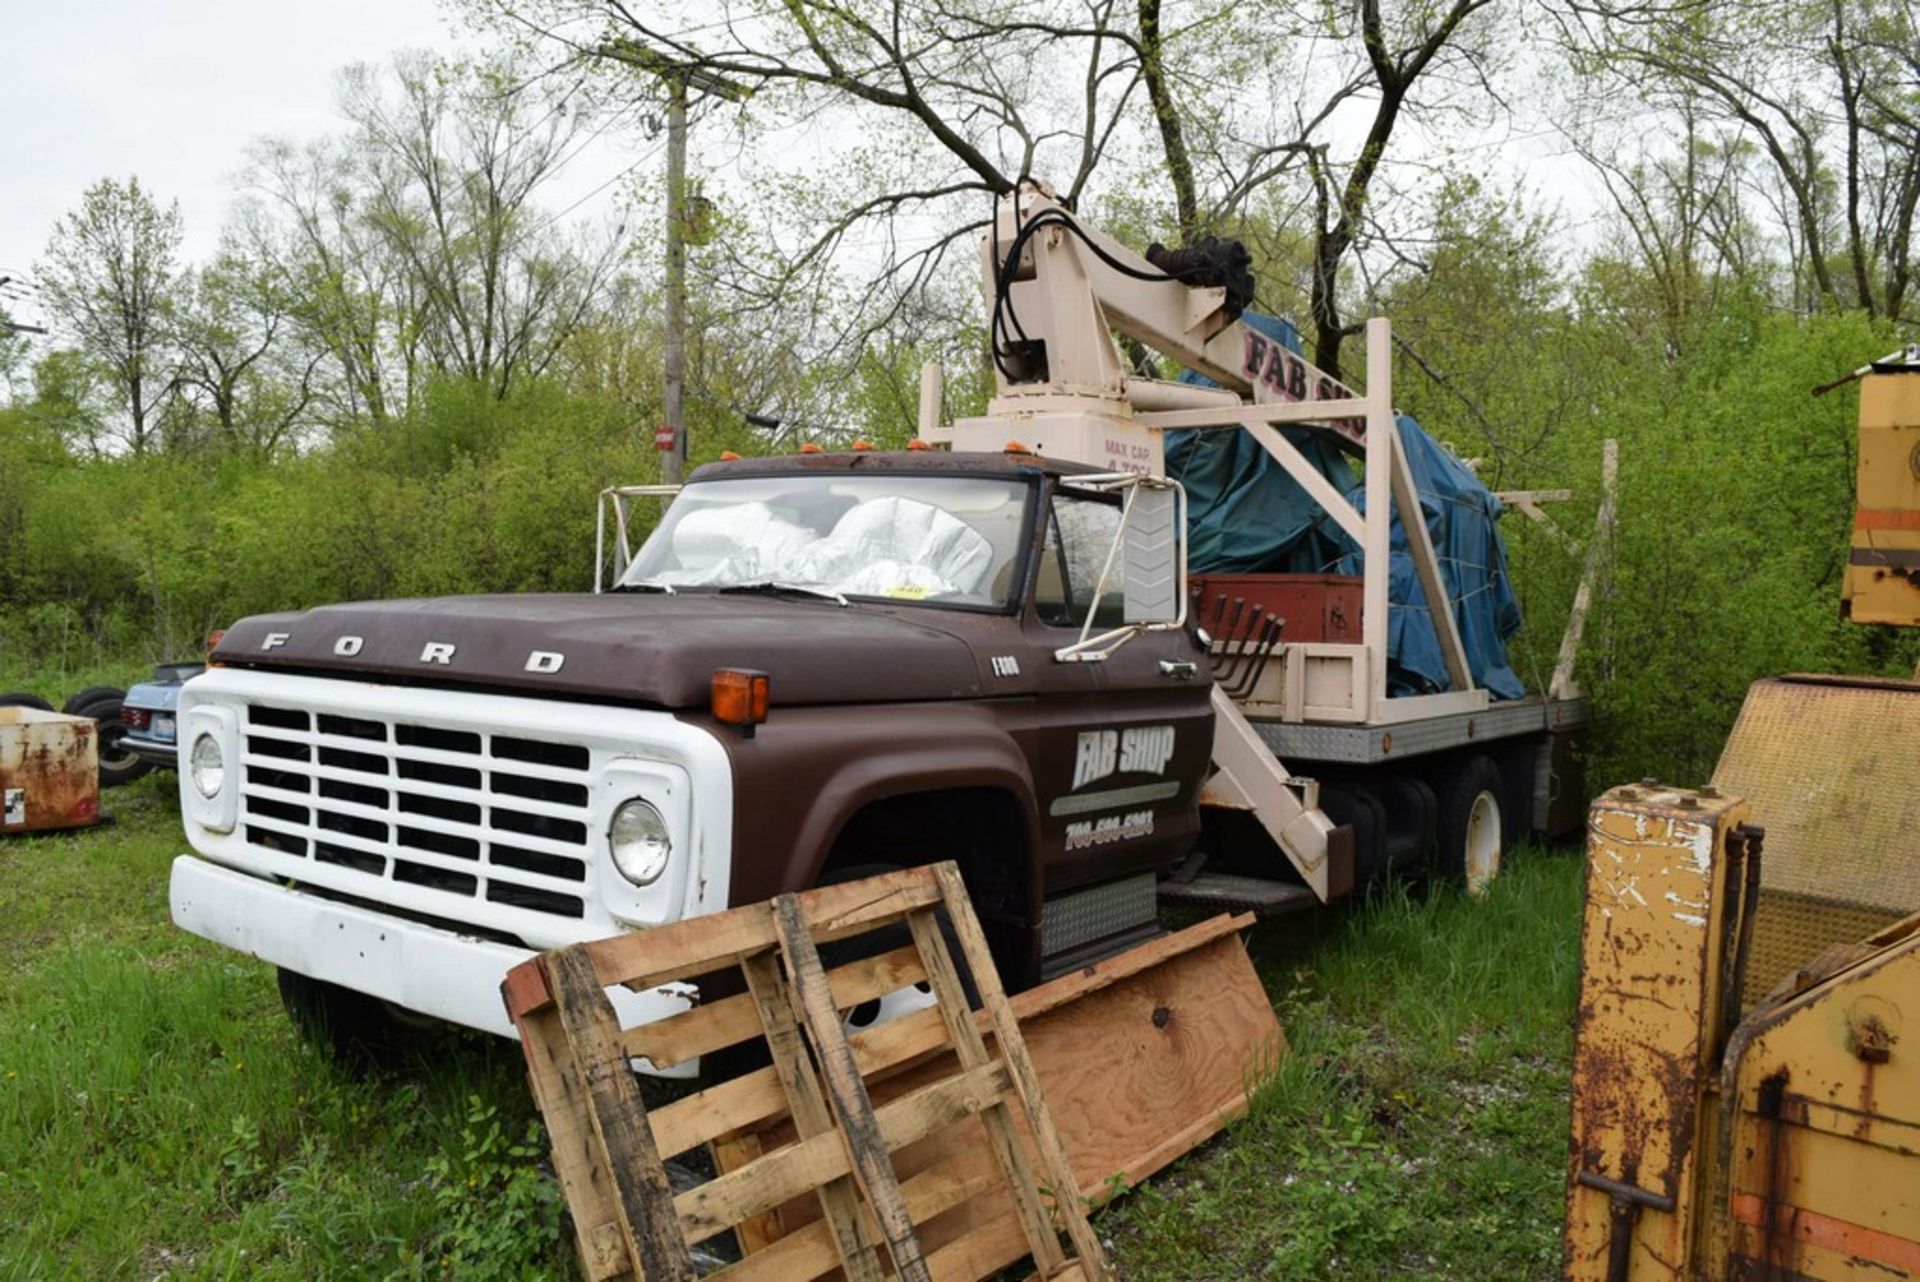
169 450 1211 1069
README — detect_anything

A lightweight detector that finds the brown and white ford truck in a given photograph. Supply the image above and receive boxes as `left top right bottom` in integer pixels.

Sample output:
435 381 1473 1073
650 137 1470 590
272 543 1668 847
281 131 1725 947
169 449 1215 1071
170 187 1594 1071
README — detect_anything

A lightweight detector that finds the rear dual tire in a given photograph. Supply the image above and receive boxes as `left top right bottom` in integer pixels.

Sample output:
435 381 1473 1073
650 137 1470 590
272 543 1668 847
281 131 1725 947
1436 753 1505 896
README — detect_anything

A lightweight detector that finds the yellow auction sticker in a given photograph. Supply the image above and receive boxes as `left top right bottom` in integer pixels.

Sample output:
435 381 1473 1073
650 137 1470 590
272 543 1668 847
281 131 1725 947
883 585 929 600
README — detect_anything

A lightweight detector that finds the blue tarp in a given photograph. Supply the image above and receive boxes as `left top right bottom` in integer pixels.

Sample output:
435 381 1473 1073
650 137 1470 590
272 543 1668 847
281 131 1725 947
1165 313 1525 700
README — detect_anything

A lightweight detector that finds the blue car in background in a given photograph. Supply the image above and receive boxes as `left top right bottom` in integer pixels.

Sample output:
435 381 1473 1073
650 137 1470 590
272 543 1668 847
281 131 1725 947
121 662 205 773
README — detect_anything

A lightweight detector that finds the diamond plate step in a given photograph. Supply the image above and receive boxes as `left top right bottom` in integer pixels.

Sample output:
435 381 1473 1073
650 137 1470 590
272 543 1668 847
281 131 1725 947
1157 872 1319 916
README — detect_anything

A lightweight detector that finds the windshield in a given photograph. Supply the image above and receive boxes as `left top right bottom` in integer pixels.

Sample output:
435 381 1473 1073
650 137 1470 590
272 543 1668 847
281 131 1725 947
620 474 1034 608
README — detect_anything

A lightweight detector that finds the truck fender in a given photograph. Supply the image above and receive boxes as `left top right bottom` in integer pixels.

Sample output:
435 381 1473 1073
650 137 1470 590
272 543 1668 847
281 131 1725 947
715 704 1042 917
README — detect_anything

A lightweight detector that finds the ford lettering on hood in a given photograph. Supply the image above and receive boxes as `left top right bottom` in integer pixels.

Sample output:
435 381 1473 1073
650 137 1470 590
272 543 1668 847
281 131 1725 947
213 592 990 708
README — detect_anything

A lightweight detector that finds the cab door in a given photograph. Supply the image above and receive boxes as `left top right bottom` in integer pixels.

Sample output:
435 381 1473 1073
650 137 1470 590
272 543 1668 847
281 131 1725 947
1023 480 1214 892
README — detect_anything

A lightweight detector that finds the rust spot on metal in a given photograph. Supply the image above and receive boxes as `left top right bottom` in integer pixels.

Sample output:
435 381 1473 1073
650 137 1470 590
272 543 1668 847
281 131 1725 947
1757 1071 1801 1276
1 709 100 834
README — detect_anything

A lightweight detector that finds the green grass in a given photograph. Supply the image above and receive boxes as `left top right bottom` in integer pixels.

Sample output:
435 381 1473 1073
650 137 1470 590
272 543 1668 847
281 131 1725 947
0 659 160 710
1108 854 1583 1280
1 776 1584 1280
0 774 569 1281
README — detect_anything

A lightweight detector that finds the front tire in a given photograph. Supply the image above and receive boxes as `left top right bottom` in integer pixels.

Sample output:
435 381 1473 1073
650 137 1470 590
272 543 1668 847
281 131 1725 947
277 967 406 1068
1437 754 1505 896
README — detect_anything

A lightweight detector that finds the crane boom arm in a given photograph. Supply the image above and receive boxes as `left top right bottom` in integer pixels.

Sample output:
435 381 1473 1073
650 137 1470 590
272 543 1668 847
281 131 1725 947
982 186 1362 439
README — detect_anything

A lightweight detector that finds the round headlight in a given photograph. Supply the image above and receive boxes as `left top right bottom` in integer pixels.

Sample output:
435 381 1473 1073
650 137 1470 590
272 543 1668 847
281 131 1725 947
609 798 671 886
189 733 225 799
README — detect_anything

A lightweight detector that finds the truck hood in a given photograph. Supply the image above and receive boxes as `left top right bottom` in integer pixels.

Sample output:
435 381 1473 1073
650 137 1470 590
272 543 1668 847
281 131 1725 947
213 592 988 708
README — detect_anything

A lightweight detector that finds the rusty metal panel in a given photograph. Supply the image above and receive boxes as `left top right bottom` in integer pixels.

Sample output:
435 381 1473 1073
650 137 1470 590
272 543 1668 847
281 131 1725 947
1722 913 1920 1280
0 707 100 833
1564 784 1749 1282
1713 675 1920 1005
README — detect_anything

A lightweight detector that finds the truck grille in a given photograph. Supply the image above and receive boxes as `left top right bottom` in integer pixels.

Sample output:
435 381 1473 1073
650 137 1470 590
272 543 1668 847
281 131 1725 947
237 702 593 920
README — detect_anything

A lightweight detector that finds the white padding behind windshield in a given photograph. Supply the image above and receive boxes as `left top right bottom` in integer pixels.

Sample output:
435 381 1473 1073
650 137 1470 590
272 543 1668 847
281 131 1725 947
660 501 813 585
788 496 994 595
649 494 996 599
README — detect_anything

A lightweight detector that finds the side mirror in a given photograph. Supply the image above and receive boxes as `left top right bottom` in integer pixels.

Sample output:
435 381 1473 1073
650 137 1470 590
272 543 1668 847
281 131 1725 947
1054 476 1188 663
1122 483 1182 625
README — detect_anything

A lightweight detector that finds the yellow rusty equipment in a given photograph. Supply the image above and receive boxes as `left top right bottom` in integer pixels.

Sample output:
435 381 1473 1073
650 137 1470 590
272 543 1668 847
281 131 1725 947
1566 356 1920 1279
1843 360 1920 626
1565 783 1920 1280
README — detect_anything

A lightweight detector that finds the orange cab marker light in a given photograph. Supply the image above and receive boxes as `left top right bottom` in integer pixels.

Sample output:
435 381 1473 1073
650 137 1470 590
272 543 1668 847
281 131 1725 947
798 442 824 454
206 629 227 652
712 668 770 737
907 439 932 451
719 450 742 461
851 438 875 451
1004 440 1032 455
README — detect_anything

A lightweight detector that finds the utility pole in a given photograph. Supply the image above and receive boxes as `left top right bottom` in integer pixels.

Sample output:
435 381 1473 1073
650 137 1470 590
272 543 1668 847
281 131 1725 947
662 78 689 485
598 41 749 483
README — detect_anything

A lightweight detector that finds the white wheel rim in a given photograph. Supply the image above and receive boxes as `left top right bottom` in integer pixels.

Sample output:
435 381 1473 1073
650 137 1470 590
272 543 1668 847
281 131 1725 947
1464 789 1501 896
844 981 937 1033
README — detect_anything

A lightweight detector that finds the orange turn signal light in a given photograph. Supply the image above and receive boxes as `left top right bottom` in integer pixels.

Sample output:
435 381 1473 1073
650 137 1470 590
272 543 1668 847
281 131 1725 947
719 449 742 461
712 668 770 735
851 438 874 451
1004 439 1032 455
907 439 932 451
798 442 824 454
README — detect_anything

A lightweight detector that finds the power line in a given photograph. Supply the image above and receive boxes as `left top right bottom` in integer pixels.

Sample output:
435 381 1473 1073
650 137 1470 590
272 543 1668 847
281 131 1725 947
0 278 47 335
540 98 652 188
537 134 670 232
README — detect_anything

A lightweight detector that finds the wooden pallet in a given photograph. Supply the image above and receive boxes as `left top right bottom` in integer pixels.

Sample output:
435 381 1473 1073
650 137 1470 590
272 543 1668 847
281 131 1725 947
501 862 1112 1282
713 910 1282 1279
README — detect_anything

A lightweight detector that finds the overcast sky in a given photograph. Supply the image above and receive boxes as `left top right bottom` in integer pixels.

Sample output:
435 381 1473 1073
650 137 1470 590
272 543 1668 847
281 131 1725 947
1 2 448 270
0 0 649 328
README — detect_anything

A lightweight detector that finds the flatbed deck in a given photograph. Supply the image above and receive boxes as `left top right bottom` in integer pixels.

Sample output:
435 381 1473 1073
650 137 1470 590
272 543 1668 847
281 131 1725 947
1252 694 1586 766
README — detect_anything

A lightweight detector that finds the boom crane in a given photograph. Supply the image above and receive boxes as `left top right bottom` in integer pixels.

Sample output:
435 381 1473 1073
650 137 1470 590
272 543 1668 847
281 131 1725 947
928 183 1588 906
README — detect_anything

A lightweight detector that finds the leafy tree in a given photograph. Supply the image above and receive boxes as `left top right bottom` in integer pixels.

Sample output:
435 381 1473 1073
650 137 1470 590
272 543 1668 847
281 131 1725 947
1556 0 1920 320
238 142 403 426
243 52 624 426
22 349 112 457
338 52 624 399
37 177 184 453
172 247 321 454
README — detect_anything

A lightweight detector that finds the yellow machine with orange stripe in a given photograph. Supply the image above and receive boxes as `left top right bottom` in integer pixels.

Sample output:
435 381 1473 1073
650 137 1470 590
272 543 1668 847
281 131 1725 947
1561 355 1920 1280
1844 351 1920 626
